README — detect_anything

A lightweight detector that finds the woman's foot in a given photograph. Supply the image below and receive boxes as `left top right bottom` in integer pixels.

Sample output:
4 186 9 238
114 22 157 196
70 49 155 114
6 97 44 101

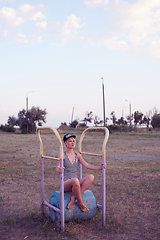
67 195 75 209
77 201 89 212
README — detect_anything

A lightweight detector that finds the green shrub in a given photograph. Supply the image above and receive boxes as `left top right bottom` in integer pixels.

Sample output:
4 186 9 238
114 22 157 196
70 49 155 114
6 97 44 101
151 113 160 128
0 124 15 132
107 124 135 133
107 124 121 133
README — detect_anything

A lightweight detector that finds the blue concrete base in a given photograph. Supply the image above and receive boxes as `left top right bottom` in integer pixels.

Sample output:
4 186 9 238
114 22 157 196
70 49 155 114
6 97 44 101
49 190 97 222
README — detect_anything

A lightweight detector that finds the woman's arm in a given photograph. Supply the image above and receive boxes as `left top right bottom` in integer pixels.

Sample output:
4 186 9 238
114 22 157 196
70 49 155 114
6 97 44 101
56 160 64 173
77 152 106 170
56 153 65 174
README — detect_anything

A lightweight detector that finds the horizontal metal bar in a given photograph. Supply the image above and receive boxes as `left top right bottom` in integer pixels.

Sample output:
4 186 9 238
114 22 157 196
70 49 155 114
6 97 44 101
80 152 102 157
44 200 61 214
97 204 102 210
42 156 59 161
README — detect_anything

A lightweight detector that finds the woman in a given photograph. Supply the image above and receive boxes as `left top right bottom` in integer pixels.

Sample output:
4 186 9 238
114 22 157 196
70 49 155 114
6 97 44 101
56 133 105 212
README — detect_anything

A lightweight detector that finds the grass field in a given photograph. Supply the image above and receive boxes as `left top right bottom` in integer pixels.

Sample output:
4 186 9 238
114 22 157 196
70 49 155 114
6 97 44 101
0 128 160 239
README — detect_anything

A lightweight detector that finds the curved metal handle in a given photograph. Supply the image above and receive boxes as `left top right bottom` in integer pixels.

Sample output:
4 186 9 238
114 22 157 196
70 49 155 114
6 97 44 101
36 127 63 160
78 127 109 158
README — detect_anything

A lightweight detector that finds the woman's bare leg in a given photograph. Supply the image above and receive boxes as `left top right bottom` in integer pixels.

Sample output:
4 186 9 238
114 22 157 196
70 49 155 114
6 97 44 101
64 174 94 211
76 174 94 211
64 178 88 211
79 174 94 194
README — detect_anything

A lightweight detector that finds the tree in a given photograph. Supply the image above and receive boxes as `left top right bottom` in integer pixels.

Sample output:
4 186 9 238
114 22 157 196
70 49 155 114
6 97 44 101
7 115 17 127
70 120 79 128
82 111 93 126
28 107 47 126
134 111 143 126
93 115 103 126
140 115 150 128
151 113 160 128
8 106 47 134
61 122 67 126
126 114 133 126
110 111 116 124
117 117 127 125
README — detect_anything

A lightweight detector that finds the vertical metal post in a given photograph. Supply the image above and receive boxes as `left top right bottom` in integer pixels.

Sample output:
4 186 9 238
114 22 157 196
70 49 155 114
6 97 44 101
79 163 82 180
125 99 132 127
26 97 28 113
102 78 106 127
37 127 64 230
26 91 35 133
71 107 74 124
129 103 131 127
102 156 106 226
26 96 28 134
60 157 65 231
40 156 45 215
70 104 78 124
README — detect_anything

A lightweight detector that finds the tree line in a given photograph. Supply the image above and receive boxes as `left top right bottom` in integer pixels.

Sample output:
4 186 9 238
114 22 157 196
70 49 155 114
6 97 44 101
65 108 160 129
0 106 160 134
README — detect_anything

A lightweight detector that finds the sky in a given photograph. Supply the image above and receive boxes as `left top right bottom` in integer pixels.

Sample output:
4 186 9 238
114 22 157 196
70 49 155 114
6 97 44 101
0 0 160 128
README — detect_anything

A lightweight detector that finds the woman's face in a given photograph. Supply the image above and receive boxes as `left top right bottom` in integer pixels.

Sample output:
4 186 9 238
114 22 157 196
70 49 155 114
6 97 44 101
65 137 76 149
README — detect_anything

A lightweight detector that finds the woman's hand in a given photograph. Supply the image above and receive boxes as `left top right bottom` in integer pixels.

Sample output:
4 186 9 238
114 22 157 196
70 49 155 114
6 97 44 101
56 166 65 174
100 163 106 170
56 159 65 174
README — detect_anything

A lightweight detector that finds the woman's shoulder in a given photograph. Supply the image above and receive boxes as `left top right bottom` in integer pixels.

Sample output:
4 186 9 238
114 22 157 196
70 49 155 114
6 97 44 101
74 151 80 158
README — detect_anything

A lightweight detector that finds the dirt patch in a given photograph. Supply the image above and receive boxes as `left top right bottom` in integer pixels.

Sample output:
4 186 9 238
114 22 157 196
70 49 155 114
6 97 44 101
0 130 160 239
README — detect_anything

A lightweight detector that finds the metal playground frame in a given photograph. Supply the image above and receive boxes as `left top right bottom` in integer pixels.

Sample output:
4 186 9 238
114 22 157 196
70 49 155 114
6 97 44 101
37 127 109 232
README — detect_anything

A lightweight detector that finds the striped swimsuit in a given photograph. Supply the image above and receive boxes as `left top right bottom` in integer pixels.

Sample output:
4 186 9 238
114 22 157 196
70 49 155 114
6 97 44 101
63 151 79 181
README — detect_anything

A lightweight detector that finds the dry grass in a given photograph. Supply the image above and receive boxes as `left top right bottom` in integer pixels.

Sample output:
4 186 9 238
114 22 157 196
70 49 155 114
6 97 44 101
0 129 160 239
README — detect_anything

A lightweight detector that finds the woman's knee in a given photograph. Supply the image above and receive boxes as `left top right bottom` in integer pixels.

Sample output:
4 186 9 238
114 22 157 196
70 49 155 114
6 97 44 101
72 178 80 187
88 174 94 183
64 178 80 192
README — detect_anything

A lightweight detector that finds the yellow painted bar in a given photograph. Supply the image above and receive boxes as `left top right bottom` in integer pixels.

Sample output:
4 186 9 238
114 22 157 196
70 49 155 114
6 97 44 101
80 152 102 157
42 156 60 161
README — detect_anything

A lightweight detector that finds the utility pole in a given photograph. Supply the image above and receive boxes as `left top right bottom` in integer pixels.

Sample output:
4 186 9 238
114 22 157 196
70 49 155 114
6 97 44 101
70 104 78 124
125 99 132 128
101 78 106 127
26 91 35 133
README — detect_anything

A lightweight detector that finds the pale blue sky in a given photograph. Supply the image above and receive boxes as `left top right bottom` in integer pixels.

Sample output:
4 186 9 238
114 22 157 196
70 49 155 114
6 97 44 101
0 0 160 128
